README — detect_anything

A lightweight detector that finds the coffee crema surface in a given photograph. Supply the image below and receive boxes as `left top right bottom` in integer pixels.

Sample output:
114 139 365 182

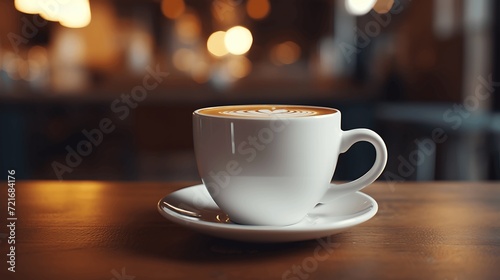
197 105 337 118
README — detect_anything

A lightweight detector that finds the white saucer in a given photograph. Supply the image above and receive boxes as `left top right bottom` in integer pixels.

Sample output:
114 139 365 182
157 184 378 243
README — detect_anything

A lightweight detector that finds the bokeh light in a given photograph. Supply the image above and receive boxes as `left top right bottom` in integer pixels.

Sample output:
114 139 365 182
271 41 301 65
211 0 238 24
14 0 39 14
39 4 60 22
190 60 210 83
161 0 185 19
175 12 201 44
226 56 252 78
4 55 22 80
17 59 30 80
224 26 253 55
345 0 377 16
28 46 49 63
373 0 394 14
58 0 92 28
207 31 228 57
16 0 92 28
173 48 196 72
246 0 271 20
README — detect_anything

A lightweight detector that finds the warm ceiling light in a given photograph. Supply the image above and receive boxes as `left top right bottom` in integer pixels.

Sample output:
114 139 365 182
161 0 185 19
207 31 228 57
58 0 92 28
246 0 271 20
39 3 60 22
224 26 253 55
345 0 377 16
14 0 39 14
16 0 91 28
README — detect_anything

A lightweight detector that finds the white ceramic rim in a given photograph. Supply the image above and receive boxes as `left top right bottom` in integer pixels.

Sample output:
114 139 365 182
193 104 339 120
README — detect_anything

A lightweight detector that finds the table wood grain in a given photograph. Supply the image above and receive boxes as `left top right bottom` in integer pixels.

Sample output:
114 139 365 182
0 181 499 280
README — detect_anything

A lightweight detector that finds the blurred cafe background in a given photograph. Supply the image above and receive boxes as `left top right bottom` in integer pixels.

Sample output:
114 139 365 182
0 0 499 182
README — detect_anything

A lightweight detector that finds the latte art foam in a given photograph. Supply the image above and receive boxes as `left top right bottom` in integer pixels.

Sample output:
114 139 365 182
196 105 337 118
221 109 318 118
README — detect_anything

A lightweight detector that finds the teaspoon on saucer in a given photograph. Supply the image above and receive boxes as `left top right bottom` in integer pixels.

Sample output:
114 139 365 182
161 198 231 224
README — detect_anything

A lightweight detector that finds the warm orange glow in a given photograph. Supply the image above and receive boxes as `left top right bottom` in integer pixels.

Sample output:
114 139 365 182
207 31 228 57
271 41 301 65
161 0 185 19
211 0 238 24
28 181 106 221
224 26 253 55
226 56 252 78
28 46 48 63
175 12 201 44
246 0 271 20
27 46 49 81
17 59 30 80
173 48 196 72
79 1 119 69
191 61 210 83
373 0 394 14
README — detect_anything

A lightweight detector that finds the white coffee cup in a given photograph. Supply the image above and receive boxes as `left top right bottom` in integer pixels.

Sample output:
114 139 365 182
193 105 387 226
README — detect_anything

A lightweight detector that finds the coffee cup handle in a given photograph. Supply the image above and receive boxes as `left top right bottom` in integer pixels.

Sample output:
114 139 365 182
320 128 388 203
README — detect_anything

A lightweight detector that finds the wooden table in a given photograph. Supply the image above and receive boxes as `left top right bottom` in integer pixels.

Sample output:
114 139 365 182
0 181 499 280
